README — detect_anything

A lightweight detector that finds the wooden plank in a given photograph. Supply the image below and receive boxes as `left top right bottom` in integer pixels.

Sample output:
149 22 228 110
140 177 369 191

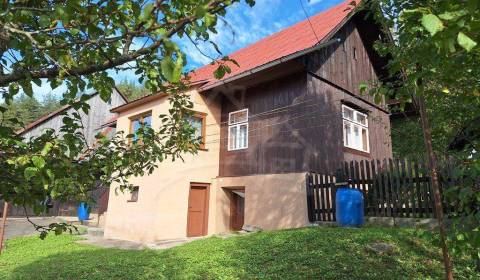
406 158 415 217
330 175 337 222
354 160 361 192
317 173 325 221
387 159 395 217
359 160 366 193
413 160 423 218
394 158 403 217
350 161 355 189
419 159 431 217
377 159 385 216
364 160 373 216
399 158 408 218
383 159 391 217
391 159 399 217
344 161 350 187
370 159 379 216
359 160 367 215
326 176 335 221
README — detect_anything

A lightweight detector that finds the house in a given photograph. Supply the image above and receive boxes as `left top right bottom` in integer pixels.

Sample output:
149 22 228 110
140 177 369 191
104 0 392 243
6 88 128 217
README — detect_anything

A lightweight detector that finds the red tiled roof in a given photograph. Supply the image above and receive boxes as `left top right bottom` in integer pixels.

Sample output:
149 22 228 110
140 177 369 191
190 0 357 88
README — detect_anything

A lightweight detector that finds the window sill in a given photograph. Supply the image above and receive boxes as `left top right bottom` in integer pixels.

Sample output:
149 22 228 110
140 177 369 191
343 147 370 158
126 200 138 203
198 147 209 152
227 148 248 152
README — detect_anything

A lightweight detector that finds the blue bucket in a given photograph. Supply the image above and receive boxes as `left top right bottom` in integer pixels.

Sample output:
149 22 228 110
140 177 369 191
336 188 364 227
77 202 91 221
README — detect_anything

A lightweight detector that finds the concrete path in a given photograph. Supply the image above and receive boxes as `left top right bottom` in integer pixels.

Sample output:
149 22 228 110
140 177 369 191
78 235 206 250
77 236 148 250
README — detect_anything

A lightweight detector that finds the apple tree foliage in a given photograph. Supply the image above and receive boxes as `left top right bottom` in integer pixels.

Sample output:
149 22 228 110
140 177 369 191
0 0 255 237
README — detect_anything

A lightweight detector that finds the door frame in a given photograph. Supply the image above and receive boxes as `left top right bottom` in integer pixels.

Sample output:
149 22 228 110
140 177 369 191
186 182 210 237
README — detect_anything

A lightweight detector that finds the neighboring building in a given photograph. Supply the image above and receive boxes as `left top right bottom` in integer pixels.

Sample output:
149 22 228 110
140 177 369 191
7 88 128 217
18 88 128 146
104 1 393 243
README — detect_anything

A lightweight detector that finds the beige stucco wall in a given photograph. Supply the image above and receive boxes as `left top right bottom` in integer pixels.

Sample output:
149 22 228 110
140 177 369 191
214 173 308 233
104 89 222 243
104 90 310 243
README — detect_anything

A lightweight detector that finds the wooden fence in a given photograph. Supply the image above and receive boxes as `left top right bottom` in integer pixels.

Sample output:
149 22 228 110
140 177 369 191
306 158 456 222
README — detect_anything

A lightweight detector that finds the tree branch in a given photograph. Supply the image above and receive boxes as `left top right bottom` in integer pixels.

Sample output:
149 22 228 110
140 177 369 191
0 0 228 87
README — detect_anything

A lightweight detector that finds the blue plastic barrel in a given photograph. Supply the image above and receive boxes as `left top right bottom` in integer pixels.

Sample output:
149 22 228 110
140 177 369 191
77 202 90 221
336 188 364 227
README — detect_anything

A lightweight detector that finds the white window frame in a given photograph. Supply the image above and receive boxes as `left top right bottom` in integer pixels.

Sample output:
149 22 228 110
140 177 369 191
342 105 369 153
228 108 249 151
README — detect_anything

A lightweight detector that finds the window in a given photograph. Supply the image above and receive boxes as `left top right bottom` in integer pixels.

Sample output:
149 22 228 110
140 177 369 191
184 111 206 150
228 109 248 151
130 111 152 143
128 186 139 202
342 105 369 153
353 47 357 60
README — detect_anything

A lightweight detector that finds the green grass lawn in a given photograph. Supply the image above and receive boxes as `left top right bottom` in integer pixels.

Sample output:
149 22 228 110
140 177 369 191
0 226 477 280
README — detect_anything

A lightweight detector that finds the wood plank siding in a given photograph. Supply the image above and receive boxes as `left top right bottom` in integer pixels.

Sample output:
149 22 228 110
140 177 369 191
20 89 126 146
217 18 392 177
305 20 381 104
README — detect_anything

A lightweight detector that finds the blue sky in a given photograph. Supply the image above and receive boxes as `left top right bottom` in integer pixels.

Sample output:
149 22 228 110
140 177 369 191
33 0 343 100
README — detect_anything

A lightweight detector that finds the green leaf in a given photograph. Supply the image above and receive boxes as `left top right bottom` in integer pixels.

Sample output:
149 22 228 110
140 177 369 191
141 3 154 20
161 57 182 83
214 65 225 79
24 167 38 180
205 13 216 27
421 14 444 36
41 142 54 156
359 82 368 94
46 169 55 180
32 156 46 169
457 32 477 52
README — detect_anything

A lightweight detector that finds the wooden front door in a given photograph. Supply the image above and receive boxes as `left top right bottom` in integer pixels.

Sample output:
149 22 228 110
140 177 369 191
187 183 209 237
230 190 245 231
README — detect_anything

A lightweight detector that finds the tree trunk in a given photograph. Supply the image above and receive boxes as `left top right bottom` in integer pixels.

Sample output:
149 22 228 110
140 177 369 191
416 95 454 280
0 202 8 254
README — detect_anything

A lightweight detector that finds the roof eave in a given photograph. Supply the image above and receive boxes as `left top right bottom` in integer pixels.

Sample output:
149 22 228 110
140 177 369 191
199 37 342 92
